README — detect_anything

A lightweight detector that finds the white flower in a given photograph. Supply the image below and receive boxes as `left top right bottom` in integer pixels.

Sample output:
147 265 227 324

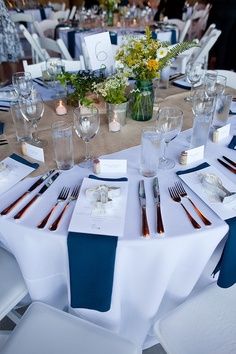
156 47 168 59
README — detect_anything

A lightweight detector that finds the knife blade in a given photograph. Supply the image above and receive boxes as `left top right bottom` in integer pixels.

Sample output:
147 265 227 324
217 158 236 174
139 180 150 237
222 156 236 168
1 169 55 216
13 172 60 219
153 177 164 234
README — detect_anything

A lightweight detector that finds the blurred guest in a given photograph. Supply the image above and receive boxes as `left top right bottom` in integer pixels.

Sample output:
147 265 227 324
0 0 23 83
84 0 99 10
148 0 160 21
157 0 185 20
207 0 236 70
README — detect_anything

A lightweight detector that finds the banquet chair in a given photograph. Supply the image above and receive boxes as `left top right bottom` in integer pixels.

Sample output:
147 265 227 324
1 302 140 354
23 59 82 78
0 247 28 330
33 19 58 39
10 13 34 33
32 33 72 60
216 70 236 89
68 5 77 21
154 282 236 354
19 24 47 63
179 19 191 43
49 9 70 21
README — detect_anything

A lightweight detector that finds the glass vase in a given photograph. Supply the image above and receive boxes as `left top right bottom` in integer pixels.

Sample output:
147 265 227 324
107 101 128 132
107 9 114 26
129 80 154 121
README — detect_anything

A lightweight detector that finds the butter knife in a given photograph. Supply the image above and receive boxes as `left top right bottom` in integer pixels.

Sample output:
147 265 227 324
222 156 236 168
139 180 150 237
153 177 164 234
14 172 60 219
217 158 236 174
1 169 55 215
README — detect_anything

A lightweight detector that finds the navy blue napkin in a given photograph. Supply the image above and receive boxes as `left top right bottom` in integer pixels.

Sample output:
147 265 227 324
67 175 128 311
109 31 117 45
172 79 191 90
67 30 76 59
0 122 4 135
228 136 236 150
177 163 236 289
39 6 47 20
10 153 39 169
171 29 177 44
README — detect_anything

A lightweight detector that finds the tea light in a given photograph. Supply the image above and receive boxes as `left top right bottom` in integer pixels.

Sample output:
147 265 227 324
109 113 121 132
56 100 67 115
117 21 121 27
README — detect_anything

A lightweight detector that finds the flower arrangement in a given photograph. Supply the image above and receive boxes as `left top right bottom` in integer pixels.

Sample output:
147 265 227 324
92 74 128 104
116 28 196 81
99 0 119 11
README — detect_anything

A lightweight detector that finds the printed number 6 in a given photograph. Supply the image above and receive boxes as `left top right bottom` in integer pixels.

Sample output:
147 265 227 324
95 41 108 62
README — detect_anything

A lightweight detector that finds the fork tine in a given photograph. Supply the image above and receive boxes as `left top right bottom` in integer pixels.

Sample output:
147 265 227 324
176 181 185 193
71 185 80 198
175 182 181 194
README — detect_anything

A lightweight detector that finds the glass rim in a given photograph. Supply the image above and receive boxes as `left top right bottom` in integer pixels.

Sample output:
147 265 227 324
73 106 99 116
12 71 32 78
158 106 183 117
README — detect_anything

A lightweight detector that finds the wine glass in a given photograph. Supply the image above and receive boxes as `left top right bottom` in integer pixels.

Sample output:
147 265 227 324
157 106 183 169
46 58 65 97
19 91 45 147
12 72 33 100
204 73 226 98
185 61 204 102
73 106 100 168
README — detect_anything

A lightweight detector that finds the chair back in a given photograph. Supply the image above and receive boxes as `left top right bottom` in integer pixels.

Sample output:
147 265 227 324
33 33 62 58
10 13 34 23
34 19 58 38
56 38 73 60
22 60 46 79
19 24 46 63
179 19 191 43
62 59 81 72
50 9 70 21
69 5 77 20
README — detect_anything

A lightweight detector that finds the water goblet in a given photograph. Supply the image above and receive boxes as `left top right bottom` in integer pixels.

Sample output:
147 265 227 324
19 91 45 147
12 72 33 100
73 106 100 169
46 58 65 97
157 106 183 169
185 61 204 102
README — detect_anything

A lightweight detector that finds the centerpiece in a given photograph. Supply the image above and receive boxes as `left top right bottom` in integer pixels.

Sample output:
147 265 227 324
99 0 119 26
116 28 196 121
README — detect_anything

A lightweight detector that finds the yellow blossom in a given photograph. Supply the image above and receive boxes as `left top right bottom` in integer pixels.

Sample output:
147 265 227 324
147 59 159 71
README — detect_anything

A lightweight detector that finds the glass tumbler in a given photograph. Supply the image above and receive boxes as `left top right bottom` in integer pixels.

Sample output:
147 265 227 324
52 121 74 170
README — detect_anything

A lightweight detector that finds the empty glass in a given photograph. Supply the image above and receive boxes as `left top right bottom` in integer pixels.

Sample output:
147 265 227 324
46 58 65 97
12 72 33 99
204 73 227 98
212 93 232 128
10 101 32 142
73 106 100 168
52 121 74 170
185 61 204 101
157 106 183 169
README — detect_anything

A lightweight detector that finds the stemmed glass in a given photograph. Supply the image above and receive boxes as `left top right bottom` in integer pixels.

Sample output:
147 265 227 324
46 58 65 97
185 61 204 102
12 72 33 100
19 91 45 147
73 106 100 168
157 106 183 169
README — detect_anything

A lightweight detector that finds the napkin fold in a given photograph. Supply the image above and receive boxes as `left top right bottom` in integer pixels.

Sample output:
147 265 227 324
67 175 128 311
228 136 236 150
39 6 46 20
177 163 236 289
0 122 4 135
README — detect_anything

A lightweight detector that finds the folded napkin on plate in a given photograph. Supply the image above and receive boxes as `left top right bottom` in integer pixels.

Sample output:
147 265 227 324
0 122 4 135
228 136 236 150
177 163 236 289
67 175 128 311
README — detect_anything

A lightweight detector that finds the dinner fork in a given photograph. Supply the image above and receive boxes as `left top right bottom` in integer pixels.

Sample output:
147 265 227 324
175 182 212 226
49 185 80 231
37 186 70 229
168 186 201 229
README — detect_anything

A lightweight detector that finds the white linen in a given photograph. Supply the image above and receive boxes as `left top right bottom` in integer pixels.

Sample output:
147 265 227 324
1 121 236 348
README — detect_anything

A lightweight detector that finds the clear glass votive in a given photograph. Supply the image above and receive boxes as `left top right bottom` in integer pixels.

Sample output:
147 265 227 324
140 127 163 177
52 121 74 170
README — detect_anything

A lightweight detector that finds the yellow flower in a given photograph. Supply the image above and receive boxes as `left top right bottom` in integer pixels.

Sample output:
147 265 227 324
156 47 168 59
147 59 159 71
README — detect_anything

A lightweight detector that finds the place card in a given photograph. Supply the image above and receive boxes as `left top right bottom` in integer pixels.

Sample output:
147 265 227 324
93 159 127 175
212 124 231 143
22 142 45 162
69 177 129 237
0 153 39 196
179 145 204 165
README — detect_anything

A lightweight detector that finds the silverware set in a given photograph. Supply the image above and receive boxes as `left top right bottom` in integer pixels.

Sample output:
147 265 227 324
217 155 236 174
0 139 8 146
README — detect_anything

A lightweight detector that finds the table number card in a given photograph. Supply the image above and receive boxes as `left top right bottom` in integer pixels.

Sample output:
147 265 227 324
83 32 115 72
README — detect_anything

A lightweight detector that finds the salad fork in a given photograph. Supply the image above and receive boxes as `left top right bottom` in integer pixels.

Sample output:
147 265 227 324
168 186 201 229
37 186 70 229
175 182 212 226
49 185 80 231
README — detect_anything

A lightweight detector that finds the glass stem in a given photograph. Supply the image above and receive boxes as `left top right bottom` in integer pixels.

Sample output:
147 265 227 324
84 141 90 160
162 141 168 161
33 122 39 143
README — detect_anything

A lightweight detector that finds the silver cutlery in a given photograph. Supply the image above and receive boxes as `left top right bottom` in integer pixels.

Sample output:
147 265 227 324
1 169 55 215
168 186 201 229
139 180 150 237
222 155 236 168
37 186 70 229
13 172 60 219
49 185 80 231
175 181 212 226
153 177 164 234
217 158 236 174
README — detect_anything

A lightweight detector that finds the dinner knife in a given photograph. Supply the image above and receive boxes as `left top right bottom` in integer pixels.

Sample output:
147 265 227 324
217 158 236 174
222 155 236 168
13 172 60 219
139 180 150 237
153 177 164 234
1 169 55 216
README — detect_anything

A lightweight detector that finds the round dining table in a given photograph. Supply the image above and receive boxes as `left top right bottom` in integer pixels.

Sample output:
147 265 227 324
0 83 235 350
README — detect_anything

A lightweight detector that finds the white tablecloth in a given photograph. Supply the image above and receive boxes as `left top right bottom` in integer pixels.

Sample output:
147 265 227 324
0 123 235 349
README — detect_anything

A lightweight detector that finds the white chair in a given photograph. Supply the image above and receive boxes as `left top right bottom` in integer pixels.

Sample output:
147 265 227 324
179 19 191 43
19 24 47 63
56 38 73 60
1 302 140 354
0 247 28 329
69 5 77 21
32 33 72 60
61 59 82 72
10 12 34 33
34 19 58 38
154 282 236 354
216 70 236 89
48 2 66 11
49 9 70 21
23 59 81 78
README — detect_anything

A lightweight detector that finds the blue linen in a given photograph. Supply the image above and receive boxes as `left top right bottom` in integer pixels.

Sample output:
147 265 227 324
228 136 236 149
109 31 117 45
39 6 46 20
10 153 39 169
177 163 236 289
67 175 128 311
67 30 76 59
0 122 4 135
